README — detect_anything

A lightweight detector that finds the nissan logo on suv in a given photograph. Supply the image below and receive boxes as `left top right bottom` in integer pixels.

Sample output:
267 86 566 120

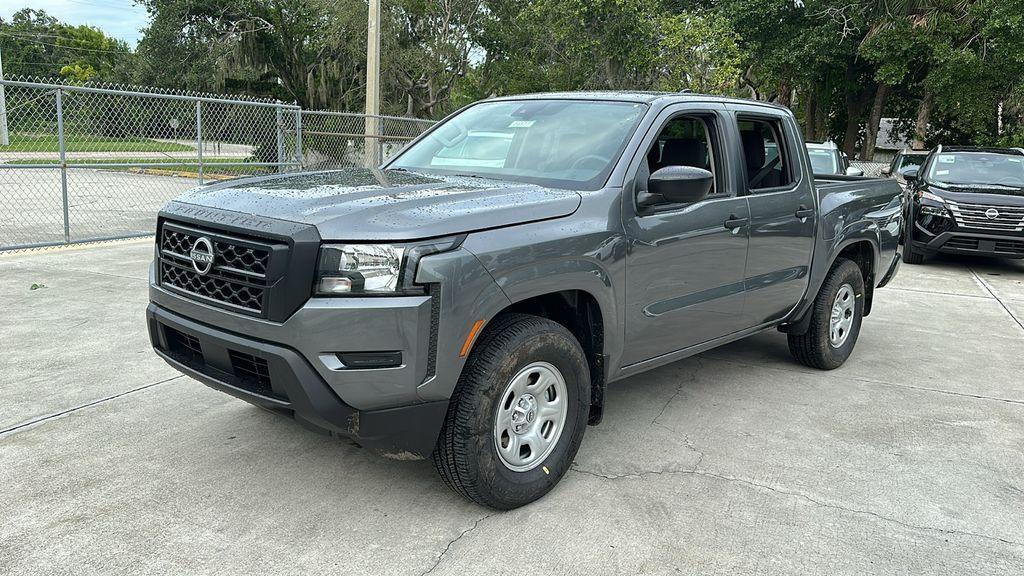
985 208 1000 220
189 237 215 274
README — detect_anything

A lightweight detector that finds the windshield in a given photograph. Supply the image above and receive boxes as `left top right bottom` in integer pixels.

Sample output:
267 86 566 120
807 148 839 174
897 154 926 170
926 152 1024 187
390 99 647 189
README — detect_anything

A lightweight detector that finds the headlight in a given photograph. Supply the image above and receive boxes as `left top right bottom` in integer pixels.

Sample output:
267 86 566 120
919 205 950 217
317 244 404 294
314 237 463 296
918 190 946 204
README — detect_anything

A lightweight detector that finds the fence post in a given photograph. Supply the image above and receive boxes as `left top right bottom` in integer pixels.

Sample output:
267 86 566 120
55 88 70 244
294 109 303 171
0 47 9 146
275 105 285 173
195 99 204 185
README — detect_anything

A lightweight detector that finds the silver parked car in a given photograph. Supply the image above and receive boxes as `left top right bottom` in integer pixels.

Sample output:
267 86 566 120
806 141 863 176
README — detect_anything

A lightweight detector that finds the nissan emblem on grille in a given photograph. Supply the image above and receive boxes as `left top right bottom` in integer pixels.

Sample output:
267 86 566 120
985 208 1000 220
189 237 215 275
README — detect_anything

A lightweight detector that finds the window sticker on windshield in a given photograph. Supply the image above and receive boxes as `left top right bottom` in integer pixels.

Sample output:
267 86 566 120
936 169 950 176
508 120 535 128
938 155 956 163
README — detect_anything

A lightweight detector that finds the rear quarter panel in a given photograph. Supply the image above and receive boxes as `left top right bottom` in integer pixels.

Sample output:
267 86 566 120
787 177 902 323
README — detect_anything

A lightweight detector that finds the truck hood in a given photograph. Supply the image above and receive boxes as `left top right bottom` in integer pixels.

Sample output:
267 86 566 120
925 181 1024 206
173 168 582 240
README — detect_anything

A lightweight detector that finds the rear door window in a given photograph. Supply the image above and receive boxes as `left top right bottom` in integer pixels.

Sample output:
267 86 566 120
738 118 793 191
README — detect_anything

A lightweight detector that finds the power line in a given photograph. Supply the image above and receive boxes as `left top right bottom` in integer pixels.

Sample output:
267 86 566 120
0 33 130 55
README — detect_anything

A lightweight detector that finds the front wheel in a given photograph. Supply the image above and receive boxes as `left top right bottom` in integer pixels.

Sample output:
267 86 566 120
902 207 925 264
433 313 590 509
788 259 866 370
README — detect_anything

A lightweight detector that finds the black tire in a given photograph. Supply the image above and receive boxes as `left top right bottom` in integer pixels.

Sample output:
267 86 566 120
902 243 924 265
788 258 866 370
433 313 590 509
902 208 925 264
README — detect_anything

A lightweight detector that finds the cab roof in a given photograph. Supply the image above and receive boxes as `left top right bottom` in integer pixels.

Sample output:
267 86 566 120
488 90 790 111
937 145 1024 156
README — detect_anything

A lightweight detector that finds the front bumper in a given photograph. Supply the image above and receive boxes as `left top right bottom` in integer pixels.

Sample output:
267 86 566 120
147 303 448 457
913 230 1024 259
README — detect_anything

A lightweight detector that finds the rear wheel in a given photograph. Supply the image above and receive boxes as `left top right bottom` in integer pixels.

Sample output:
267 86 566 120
788 259 865 370
433 313 590 509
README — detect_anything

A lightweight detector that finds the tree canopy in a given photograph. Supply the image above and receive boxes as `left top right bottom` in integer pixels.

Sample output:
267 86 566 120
0 9 133 82
2 1 1023 154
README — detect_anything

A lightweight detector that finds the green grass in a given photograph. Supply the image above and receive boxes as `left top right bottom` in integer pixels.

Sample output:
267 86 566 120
4 157 247 165
2 157 278 179
1 133 194 153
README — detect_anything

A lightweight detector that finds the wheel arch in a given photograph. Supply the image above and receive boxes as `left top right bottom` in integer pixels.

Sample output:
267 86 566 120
470 287 611 425
781 229 880 335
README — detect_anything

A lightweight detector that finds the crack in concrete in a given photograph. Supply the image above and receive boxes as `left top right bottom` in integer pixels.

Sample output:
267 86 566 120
0 375 184 439
570 465 1023 549
651 358 702 428
419 511 500 576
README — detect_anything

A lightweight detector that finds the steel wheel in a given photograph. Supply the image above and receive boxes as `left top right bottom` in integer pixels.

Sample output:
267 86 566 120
829 283 856 348
493 361 568 472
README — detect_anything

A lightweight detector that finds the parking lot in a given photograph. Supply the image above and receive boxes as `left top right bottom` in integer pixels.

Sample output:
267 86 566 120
2 240 1023 575
0 168 197 248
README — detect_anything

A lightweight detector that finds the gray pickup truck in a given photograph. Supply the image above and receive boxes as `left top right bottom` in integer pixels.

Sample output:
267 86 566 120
147 92 902 509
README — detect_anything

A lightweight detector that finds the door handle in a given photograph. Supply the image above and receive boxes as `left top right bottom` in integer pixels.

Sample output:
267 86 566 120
795 205 814 220
724 215 748 230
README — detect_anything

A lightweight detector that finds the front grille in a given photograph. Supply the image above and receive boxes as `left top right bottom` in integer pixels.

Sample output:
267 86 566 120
161 262 265 312
944 237 980 251
948 201 1024 232
158 221 281 317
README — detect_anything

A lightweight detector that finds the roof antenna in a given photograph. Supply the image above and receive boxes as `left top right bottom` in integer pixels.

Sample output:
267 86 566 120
679 88 693 94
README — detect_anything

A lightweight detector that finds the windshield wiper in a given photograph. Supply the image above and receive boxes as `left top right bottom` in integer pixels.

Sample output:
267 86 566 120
938 181 1022 191
955 183 1022 191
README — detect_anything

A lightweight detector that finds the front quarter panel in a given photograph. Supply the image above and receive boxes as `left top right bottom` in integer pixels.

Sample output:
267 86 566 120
413 247 512 403
461 190 626 376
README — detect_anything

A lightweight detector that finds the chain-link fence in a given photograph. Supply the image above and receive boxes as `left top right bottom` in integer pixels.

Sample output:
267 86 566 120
0 77 435 250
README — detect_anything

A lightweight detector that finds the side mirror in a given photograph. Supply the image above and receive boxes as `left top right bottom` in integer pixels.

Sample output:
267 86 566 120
900 166 919 182
880 167 891 176
639 166 714 207
845 166 864 177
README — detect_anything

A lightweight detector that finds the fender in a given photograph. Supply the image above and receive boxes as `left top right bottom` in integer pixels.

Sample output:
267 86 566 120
467 246 622 425
780 222 880 335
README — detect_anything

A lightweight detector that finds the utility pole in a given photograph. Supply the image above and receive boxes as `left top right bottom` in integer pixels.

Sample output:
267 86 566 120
363 0 381 168
0 44 10 146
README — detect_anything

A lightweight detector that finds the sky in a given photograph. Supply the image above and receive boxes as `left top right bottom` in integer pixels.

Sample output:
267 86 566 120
2 0 151 47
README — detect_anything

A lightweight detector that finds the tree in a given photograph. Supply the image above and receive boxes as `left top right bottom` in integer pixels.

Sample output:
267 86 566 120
461 0 744 104
0 9 134 80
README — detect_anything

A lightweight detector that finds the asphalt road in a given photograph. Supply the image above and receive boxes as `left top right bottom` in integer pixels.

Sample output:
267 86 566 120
1 240 1023 575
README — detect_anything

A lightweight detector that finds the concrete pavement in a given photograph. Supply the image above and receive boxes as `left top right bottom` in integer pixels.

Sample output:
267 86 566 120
1 241 1023 575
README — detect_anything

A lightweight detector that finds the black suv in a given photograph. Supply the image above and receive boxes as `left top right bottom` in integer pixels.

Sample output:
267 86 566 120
903 146 1024 264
